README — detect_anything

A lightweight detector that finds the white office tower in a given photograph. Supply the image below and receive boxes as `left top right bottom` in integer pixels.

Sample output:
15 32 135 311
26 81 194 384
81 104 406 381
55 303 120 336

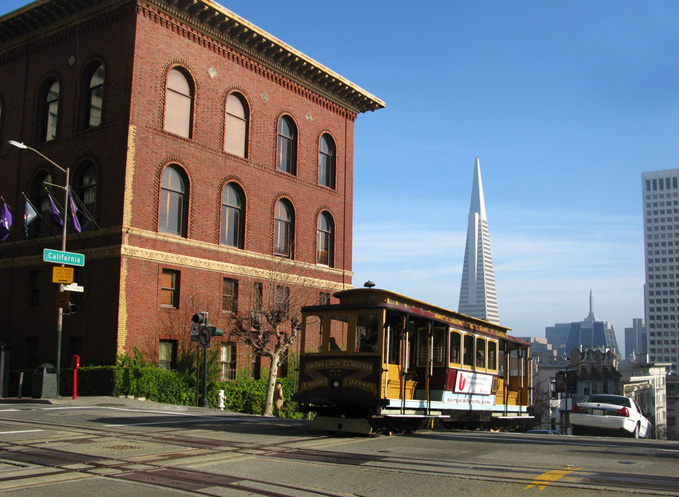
642 170 679 373
458 158 500 323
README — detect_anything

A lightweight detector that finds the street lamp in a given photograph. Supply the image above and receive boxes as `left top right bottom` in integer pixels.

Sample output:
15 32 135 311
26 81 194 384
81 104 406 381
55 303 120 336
9 140 69 398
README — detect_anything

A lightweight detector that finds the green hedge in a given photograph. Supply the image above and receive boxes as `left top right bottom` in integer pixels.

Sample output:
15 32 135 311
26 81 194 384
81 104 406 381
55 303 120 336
7 367 302 417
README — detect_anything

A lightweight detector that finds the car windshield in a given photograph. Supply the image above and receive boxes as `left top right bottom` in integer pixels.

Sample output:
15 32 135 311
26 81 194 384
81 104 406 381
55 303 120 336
582 395 631 407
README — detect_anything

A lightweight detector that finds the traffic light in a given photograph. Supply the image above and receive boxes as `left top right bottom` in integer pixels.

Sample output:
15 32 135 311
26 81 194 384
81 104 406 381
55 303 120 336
209 326 223 337
192 312 205 324
63 302 78 316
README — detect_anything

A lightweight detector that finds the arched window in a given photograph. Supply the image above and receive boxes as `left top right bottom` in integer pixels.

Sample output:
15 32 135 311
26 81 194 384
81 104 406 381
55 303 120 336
82 63 104 129
221 183 244 248
32 173 53 237
38 78 59 142
277 116 296 174
164 67 194 138
224 92 248 158
76 161 97 229
319 133 336 188
316 211 334 267
274 199 294 258
159 165 187 236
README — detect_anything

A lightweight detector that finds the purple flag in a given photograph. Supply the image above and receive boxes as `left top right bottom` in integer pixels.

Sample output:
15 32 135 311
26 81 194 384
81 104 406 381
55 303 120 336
48 193 63 227
68 192 81 233
0 203 12 241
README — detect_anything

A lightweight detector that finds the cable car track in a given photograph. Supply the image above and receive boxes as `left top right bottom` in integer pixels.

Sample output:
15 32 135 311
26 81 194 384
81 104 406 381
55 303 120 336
0 408 678 495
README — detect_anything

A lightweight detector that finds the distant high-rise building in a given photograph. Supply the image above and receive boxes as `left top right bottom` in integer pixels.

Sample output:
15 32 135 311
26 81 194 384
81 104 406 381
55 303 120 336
642 169 679 373
563 291 620 355
458 158 500 323
624 318 647 358
545 323 571 357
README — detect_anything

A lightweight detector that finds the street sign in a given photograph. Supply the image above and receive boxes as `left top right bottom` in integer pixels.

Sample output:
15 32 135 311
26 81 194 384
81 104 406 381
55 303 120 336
63 283 84 293
190 322 200 343
43 249 85 267
56 291 70 308
197 326 211 347
52 266 74 284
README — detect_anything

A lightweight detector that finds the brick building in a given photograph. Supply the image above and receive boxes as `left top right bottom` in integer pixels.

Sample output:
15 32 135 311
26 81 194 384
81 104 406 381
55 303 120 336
0 0 384 377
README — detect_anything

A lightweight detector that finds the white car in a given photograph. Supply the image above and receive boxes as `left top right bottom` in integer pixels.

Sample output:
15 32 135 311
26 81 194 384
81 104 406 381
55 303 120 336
571 394 652 439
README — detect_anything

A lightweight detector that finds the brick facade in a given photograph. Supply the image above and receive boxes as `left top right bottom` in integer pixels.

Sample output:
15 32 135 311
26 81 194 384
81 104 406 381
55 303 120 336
0 0 383 374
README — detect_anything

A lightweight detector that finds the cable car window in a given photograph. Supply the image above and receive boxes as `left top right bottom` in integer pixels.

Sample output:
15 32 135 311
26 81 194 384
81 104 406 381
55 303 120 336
417 329 427 366
433 327 446 365
488 341 497 371
303 315 323 353
384 315 401 364
463 334 474 368
328 315 349 352
356 313 379 352
476 337 486 369
450 330 461 365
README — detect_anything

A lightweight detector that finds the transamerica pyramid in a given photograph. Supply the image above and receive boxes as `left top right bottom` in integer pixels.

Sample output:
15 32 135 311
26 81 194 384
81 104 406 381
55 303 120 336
458 158 500 323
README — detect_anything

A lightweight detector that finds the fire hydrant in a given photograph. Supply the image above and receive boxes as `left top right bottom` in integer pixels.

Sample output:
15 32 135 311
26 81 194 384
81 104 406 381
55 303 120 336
217 389 225 411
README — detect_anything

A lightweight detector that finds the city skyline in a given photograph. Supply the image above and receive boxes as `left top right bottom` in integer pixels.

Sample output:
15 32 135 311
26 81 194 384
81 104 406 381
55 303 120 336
2 1 677 348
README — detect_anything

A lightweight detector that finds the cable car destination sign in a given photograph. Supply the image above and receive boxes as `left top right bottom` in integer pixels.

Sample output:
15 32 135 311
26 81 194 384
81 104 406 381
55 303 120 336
43 248 85 267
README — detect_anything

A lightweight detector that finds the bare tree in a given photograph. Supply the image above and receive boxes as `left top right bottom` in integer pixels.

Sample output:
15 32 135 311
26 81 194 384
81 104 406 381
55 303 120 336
228 261 318 416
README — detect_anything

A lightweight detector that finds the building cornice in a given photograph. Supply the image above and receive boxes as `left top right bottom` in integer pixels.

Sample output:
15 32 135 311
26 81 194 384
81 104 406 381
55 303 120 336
0 0 385 115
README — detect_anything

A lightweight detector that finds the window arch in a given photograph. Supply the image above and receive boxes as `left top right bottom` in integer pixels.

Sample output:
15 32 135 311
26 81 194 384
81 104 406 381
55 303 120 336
316 211 334 267
32 172 53 237
274 199 294 258
224 92 249 158
75 160 97 229
38 78 59 142
159 165 188 236
319 133 336 188
277 116 297 174
164 67 194 138
81 62 104 129
221 183 244 248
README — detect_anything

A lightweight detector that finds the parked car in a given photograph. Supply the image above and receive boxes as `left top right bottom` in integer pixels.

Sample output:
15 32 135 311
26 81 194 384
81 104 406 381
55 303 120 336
571 394 652 438
526 429 563 435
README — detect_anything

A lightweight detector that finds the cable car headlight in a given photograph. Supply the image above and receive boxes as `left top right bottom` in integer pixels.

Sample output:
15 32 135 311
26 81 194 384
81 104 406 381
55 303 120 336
331 379 341 389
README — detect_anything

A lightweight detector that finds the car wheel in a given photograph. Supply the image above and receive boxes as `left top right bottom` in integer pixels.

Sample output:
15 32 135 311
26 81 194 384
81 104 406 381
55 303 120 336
631 423 640 439
572 425 582 436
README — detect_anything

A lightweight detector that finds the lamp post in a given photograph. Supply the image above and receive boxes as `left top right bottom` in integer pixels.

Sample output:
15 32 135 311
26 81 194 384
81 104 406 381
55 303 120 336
9 140 69 398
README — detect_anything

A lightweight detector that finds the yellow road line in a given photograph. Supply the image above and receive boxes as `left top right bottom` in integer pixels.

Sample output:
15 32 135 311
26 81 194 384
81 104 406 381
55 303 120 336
525 467 582 490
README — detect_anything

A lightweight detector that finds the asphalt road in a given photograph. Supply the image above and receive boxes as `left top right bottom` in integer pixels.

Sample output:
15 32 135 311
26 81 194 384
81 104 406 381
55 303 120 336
0 396 678 496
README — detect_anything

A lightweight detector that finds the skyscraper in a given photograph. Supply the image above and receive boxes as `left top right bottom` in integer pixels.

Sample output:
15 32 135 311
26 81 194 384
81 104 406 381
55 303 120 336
642 170 679 373
563 291 620 355
458 158 500 323
624 318 647 358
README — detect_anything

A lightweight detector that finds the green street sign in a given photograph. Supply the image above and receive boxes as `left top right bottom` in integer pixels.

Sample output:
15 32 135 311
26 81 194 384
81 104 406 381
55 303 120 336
43 249 85 267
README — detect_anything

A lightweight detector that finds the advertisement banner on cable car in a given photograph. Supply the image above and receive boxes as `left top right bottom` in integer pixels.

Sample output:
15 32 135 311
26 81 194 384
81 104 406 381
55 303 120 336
454 371 494 395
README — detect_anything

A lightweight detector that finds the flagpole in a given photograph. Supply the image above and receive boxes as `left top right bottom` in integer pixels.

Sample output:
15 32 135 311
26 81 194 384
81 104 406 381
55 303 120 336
9 140 68 398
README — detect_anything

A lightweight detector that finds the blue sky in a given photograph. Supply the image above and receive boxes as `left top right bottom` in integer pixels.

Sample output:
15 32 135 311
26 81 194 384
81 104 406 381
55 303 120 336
3 1 679 349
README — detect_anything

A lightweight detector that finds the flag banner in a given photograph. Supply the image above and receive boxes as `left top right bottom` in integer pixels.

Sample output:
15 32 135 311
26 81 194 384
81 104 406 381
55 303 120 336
0 203 13 241
47 193 63 227
68 191 82 232
24 198 38 237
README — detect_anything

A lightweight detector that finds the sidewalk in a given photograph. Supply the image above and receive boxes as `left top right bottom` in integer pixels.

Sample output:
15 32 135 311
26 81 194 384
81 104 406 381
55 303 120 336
0 395 220 412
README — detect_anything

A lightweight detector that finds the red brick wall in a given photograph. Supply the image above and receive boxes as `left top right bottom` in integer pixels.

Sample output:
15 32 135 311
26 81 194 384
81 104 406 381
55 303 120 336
0 0 363 370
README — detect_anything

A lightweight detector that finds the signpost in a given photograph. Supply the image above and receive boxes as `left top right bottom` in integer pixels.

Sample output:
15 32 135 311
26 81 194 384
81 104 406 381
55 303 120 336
56 291 70 309
63 283 84 293
52 267 74 284
197 326 211 347
43 249 85 267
